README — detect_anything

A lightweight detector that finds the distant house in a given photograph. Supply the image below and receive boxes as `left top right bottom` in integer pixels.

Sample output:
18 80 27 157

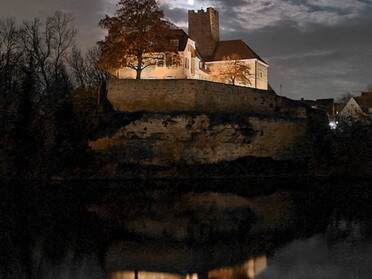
116 7 268 90
338 91 372 123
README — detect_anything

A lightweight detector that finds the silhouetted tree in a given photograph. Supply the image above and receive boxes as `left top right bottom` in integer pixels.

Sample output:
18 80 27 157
98 0 179 79
337 92 354 104
69 46 109 87
18 11 76 92
0 12 99 178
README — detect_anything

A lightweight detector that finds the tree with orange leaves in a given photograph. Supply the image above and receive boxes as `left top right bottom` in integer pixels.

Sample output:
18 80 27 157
209 55 253 86
98 0 179 79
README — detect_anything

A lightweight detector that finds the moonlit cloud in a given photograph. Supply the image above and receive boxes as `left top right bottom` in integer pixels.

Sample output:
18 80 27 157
1 0 372 99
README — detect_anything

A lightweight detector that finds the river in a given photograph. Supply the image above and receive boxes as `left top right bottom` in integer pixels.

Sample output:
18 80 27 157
0 178 371 278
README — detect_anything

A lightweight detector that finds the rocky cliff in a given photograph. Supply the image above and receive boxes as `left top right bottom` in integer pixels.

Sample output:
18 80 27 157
88 80 328 177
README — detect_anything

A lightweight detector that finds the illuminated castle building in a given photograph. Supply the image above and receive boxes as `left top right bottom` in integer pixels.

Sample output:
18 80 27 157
116 7 268 90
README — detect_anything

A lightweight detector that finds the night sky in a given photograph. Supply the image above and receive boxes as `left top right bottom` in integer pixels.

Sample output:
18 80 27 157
1 0 371 100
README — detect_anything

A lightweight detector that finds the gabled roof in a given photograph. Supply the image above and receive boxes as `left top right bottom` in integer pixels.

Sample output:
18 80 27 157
167 29 189 51
355 91 372 113
334 103 346 114
209 40 267 64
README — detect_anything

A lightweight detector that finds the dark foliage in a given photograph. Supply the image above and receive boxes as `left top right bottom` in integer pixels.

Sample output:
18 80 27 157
0 14 107 179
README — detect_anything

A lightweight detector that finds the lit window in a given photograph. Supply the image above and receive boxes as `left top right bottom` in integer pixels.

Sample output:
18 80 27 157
157 58 164 67
165 54 176 67
156 55 164 68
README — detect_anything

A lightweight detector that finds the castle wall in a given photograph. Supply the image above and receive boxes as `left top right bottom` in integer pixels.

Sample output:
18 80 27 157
91 79 315 169
107 79 277 114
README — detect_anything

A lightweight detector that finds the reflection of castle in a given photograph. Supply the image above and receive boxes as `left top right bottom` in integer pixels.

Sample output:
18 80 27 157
116 7 268 90
110 256 267 279
208 255 267 279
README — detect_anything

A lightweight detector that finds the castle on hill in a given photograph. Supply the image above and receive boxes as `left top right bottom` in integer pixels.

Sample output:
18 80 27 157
115 7 269 90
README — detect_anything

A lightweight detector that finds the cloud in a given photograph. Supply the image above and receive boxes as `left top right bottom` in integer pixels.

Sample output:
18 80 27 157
0 0 371 99
0 0 110 49
160 3 188 28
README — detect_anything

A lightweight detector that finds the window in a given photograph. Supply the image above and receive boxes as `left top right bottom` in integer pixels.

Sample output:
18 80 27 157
170 39 179 46
184 57 189 69
157 56 164 67
165 54 176 67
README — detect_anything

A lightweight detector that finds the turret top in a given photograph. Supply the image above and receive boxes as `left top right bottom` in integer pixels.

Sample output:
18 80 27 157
188 7 218 14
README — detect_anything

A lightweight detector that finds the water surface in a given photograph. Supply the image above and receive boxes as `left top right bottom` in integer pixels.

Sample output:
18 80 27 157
1 178 371 278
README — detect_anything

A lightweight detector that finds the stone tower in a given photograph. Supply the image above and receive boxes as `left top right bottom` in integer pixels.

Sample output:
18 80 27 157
188 7 220 59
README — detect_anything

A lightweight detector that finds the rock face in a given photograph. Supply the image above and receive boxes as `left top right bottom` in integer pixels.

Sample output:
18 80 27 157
89 79 327 170
89 113 308 165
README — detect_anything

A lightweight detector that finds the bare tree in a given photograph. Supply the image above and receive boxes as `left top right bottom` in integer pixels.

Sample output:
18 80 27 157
50 11 76 82
68 46 109 87
98 0 179 79
86 46 110 84
69 47 89 87
0 17 22 91
209 55 253 86
19 11 76 91
337 92 354 104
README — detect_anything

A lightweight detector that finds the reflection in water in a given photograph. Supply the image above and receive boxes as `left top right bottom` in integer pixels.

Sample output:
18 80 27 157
208 256 267 279
1 179 372 278
111 271 194 279
110 256 266 279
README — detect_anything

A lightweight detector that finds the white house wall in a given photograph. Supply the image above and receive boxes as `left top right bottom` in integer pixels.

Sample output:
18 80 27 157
205 59 268 90
256 61 268 90
339 97 365 119
116 39 201 80
115 40 268 90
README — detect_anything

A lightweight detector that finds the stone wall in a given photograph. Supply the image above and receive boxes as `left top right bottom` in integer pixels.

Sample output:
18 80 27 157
93 79 319 169
107 79 277 114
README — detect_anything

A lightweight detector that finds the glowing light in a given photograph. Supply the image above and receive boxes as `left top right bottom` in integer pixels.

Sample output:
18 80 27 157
188 0 194 5
329 120 338 130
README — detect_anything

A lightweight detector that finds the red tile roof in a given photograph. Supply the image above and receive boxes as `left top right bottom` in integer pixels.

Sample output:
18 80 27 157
355 92 372 113
209 40 267 64
167 29 189 51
